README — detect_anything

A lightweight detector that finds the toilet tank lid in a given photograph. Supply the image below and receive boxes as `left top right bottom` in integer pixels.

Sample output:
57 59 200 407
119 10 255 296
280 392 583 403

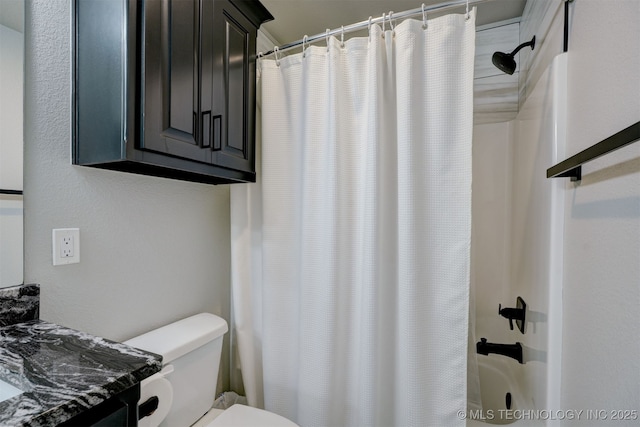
125 313 228 364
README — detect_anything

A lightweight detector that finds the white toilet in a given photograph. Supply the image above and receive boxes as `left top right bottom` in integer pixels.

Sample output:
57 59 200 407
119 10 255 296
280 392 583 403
124 313 298 427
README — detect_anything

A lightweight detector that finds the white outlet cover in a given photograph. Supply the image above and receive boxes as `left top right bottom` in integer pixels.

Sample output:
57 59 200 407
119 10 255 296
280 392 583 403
52 228 80 266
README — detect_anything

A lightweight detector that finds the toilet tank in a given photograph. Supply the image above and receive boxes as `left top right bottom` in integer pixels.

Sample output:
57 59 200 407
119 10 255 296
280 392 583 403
125 313 228 427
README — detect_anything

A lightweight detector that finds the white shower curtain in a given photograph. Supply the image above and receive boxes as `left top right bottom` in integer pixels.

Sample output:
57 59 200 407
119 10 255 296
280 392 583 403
231 10 475 427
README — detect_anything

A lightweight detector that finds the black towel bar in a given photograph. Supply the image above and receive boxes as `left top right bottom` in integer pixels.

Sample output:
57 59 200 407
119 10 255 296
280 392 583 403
547 121 640 181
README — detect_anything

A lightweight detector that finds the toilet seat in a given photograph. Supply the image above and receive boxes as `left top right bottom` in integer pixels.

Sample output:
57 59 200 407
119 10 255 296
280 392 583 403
196 404 299 427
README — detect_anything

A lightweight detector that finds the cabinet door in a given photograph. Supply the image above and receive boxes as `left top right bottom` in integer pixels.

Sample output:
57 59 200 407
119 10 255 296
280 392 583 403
209 0 257 174
141 0 212 164
59 384 139 426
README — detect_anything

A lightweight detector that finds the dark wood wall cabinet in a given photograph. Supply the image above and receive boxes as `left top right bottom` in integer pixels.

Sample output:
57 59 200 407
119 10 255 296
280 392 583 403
73 0 273 184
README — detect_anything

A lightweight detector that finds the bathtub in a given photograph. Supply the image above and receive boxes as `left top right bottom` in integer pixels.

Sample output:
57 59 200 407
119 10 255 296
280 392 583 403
467 356 536 426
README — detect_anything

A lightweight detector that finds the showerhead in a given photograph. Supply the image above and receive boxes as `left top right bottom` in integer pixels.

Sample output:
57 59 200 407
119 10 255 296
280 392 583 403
492 36 536 75
492 51 517 75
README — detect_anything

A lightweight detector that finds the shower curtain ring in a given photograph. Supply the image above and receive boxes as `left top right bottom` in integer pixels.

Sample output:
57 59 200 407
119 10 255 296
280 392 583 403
341 25 345 48
422 4 428 29
274 46 280 66
368 16 373 41
466 0 470 20
302 35 308 58
381 12 386 38
388 11 395 37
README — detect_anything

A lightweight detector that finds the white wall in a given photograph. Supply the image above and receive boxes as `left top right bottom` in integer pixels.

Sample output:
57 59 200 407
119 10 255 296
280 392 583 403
488 1 640 418
473 52 567 415
511 53 567 413
561 0 640 421
472 121 513 329
23 0 232 389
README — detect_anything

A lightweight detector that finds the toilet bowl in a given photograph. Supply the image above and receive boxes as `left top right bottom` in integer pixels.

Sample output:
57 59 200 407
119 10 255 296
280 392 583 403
124 313 298 427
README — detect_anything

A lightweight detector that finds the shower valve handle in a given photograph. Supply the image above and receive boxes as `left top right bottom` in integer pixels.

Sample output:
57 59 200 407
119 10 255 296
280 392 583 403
498 304 515 330
498 297 527 334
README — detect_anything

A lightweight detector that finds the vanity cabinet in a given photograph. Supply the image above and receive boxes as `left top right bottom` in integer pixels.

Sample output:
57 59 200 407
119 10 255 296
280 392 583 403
58 384 139 426
0 318 162 427
73 0 272 184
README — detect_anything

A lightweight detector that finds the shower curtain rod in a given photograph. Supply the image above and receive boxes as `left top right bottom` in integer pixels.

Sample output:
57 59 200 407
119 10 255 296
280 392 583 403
260 0 488 57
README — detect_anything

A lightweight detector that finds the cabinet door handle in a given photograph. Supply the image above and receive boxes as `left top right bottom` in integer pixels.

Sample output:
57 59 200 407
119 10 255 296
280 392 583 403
201 111 211 148
193 111 198 145
212 115 222 151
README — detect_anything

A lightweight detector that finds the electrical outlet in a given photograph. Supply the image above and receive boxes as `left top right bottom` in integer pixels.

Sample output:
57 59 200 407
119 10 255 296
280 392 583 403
61 236 74 258
53 228 80 266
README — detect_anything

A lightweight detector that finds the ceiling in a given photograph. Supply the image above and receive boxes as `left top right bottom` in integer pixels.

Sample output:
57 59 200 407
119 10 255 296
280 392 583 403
260 0 527 45
0 0 526 44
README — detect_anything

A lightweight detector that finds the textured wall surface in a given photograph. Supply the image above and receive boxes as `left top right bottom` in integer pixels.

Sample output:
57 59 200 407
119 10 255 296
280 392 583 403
23 0 232 390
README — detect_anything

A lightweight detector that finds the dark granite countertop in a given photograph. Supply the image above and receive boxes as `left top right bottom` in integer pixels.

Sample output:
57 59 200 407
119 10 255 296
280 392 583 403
0 319 162 427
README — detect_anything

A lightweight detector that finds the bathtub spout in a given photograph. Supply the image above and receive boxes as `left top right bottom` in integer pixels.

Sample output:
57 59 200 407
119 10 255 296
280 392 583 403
476 338 523 364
